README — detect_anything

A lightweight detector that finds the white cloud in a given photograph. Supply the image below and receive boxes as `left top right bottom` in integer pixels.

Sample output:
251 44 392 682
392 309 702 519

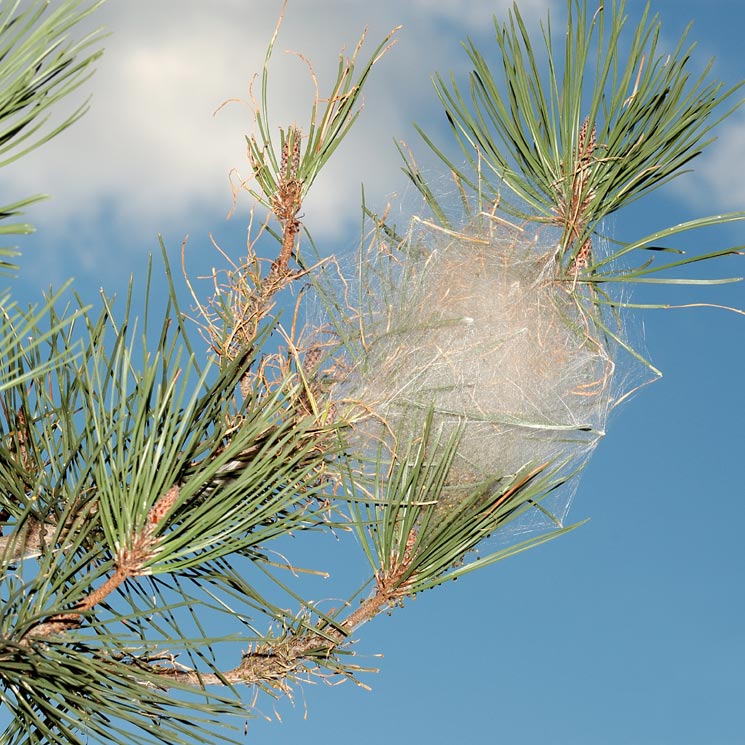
1 0 554 273
4 0 740 295
672 110 745 213
408 0 552 26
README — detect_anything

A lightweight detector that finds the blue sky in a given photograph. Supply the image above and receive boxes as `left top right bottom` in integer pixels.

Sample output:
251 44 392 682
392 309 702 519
3 1 744 743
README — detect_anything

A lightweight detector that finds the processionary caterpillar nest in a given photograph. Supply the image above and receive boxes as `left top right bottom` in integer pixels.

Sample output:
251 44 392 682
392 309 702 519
316 213 619 528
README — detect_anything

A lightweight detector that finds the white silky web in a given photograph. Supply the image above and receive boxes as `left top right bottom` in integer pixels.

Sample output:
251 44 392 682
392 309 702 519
316 211 625 534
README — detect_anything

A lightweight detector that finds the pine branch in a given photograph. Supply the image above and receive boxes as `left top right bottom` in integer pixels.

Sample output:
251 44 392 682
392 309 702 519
0 518 57 562
119 534 419 689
